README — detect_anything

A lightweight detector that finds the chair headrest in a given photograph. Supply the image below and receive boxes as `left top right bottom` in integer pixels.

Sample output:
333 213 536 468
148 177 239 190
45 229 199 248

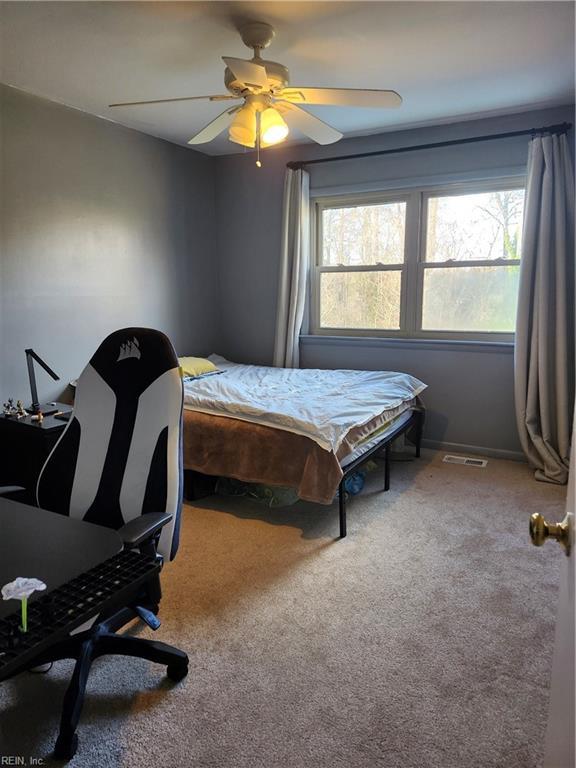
87 327 179 398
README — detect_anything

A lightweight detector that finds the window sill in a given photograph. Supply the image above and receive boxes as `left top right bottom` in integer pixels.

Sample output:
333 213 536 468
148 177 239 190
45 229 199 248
299 335 515 354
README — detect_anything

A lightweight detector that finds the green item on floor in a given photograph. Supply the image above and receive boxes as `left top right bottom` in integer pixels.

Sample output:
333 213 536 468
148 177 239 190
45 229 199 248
216 477 300 507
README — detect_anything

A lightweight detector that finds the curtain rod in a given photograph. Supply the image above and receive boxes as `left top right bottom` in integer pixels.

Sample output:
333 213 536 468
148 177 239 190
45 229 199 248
286 121 572 171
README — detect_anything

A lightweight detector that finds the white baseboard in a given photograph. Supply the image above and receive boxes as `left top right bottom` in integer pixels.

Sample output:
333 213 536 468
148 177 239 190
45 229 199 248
421 439 526 463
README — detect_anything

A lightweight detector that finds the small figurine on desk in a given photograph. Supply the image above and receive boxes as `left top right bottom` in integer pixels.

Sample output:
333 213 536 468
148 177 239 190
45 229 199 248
2 398 25 418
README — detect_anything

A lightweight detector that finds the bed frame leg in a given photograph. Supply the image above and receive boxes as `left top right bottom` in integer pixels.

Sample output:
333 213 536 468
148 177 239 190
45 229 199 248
338 479 347 538
384 444 391 491
415 410 424 458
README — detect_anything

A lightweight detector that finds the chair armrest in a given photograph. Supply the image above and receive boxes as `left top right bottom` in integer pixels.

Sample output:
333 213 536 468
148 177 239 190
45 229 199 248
119 513 173 549
0 486 26 497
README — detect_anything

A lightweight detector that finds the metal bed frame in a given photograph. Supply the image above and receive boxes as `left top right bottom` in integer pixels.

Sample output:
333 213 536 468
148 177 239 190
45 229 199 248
337 408 424 539
184 407 425 539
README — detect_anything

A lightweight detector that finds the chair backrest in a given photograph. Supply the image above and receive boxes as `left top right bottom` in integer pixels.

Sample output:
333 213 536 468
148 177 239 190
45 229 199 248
36 328 183 560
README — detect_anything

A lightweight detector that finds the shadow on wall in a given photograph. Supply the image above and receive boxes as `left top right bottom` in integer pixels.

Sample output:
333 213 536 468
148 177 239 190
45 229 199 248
421 410 449 446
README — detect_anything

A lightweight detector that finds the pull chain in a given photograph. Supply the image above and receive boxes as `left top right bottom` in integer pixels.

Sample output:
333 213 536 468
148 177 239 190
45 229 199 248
256 111 262 168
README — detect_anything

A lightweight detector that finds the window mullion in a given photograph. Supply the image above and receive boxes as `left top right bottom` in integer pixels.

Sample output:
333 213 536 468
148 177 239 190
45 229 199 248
402 191 421 335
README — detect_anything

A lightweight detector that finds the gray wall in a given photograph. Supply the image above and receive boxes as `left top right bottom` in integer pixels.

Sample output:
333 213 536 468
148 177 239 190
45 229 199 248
214 104 575 457
0 85 217 404
1 86 572 458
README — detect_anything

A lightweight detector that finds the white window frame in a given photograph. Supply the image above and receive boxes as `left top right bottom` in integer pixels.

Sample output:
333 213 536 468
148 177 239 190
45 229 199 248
311 176 525 342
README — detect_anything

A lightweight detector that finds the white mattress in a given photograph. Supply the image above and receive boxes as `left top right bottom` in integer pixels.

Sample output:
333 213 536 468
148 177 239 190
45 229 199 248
183 355 426 453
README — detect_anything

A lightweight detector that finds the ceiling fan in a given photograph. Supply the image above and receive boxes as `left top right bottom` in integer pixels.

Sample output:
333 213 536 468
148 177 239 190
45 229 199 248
109 22 402 164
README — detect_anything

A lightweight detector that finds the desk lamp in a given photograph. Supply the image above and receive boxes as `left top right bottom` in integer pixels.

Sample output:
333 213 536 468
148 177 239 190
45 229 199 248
25 349 60 416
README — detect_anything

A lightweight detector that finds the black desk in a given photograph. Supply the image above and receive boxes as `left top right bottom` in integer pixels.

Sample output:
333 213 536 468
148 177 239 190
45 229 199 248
0 403 71 503
0 486 187 761
0 498 122 621
0 498 165 689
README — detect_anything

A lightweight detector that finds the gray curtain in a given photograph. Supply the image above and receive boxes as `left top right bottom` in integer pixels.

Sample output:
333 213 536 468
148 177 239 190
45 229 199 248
515 132 575 484
273 168 310 368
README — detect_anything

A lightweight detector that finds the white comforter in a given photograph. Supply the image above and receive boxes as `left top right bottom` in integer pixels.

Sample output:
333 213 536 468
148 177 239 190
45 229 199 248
183 355 427 452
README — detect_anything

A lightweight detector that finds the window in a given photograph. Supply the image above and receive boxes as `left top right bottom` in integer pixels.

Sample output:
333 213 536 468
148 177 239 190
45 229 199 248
318 198 407 331
312 179 525 341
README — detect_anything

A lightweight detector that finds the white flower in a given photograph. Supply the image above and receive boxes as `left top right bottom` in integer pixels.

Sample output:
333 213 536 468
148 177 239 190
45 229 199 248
1 577 47 601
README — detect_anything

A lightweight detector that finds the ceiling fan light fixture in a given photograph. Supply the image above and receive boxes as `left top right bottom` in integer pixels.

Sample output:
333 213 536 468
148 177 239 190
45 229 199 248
260 107 289 146
229 104 256 147
112 23 402 155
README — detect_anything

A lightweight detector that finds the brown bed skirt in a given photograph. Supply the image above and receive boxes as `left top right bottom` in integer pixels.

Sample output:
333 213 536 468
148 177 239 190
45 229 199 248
182 401 417 505
183 410 343 504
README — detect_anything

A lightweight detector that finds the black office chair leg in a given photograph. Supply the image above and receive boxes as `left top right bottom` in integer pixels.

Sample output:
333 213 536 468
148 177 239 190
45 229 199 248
27 632 92 668
53 638 94 760
95 633 189 681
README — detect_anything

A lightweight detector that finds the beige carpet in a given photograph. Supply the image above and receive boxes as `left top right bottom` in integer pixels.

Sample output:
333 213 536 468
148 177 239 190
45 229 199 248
0 450 567 767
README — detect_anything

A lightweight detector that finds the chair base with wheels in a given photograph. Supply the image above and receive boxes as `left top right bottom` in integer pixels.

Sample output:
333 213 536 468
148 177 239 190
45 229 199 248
39 616 188 760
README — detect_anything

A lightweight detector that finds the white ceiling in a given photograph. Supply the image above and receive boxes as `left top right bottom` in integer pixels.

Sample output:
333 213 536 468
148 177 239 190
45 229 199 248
1 1 574 156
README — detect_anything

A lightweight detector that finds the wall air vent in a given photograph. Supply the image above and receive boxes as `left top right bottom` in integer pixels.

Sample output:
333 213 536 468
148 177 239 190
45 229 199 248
442 455 488 467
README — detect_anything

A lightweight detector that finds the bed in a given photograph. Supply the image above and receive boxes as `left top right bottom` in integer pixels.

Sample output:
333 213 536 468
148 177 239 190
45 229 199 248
182 356 427 536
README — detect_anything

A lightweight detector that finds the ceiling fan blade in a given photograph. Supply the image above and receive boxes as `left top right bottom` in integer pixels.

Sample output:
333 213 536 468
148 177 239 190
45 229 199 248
109 95 237 108
276 102 342 145
222 57 269 89
280 88 402 109
187 106 240 145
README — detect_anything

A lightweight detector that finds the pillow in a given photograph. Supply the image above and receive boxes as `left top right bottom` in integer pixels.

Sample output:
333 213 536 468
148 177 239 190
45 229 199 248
178 356 218 378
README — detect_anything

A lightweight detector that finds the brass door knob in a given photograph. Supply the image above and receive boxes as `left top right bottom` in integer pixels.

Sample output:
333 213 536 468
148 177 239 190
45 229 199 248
530 513 571 556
